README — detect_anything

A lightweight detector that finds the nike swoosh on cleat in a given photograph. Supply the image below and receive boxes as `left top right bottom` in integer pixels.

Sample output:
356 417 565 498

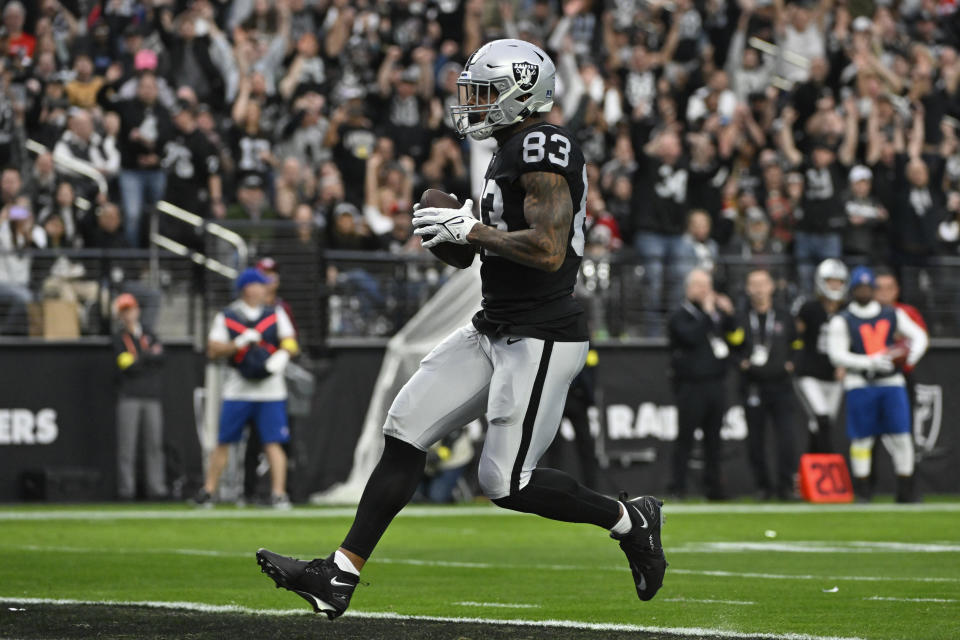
295 590 335 613
633 505 649 529
330 577 355 588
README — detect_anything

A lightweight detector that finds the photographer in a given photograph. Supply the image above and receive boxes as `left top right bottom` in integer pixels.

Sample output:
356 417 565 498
735 269 798 500
668 268 736 500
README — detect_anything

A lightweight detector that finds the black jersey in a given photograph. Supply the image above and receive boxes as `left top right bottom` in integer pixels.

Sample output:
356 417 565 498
474 122 588 342
794 299 836 380
162 129 220 213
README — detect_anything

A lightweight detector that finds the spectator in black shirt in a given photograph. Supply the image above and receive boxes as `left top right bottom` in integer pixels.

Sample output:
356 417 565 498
326 203 381 251
25 152 57 215
374 46 435 164
668 268 736 500
158 6 225 111
113 293 166 500
779 99 857 293
38 182 83 247
229 95 275 187
724 207 789 277
686 132 729 240
106 72 173 247
631 127 692 335
890 107 954 276
939 192 960 255
841 165 888 261
325 92 377 207
162 101 223 222
85 201 129 249
733 269 798 500
0 69 21 168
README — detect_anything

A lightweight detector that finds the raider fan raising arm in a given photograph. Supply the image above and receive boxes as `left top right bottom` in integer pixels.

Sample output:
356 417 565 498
256 39 668 619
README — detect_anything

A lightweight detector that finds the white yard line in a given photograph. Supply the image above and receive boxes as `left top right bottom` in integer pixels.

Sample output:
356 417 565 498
662 597 757 605
669 568 960 584
452 601 541 608
3 543 958 584
1 502 959 521
673 541 960 553
864 596 958 603
0 596 867 640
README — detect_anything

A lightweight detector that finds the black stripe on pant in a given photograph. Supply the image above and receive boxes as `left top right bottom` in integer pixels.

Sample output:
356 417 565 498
510 340 554 495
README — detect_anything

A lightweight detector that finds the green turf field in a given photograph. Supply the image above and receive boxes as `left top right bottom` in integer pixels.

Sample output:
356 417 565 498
1 501 958 640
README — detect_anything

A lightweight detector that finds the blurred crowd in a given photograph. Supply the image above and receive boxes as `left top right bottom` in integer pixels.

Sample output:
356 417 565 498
3 0 960 337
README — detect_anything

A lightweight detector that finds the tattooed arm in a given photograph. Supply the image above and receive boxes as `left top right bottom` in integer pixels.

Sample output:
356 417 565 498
466 171 572 271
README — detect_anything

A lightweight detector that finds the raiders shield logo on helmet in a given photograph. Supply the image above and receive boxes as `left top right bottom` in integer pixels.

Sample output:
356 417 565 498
513 62 539 91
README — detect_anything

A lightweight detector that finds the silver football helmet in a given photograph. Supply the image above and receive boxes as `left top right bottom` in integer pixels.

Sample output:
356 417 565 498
814 258 849 301
450 39 556 140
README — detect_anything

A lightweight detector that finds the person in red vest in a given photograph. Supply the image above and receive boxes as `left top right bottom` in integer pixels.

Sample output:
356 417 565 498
241 256 299 504
196 268 299 508
826 267 928 502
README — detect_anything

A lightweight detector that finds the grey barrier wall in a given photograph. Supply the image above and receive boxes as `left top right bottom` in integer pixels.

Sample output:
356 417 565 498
0 343 956 501
0 341 203 501
302 344 959 498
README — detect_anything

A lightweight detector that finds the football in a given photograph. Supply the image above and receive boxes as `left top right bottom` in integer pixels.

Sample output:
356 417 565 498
418 189 477 269
889 337 910 370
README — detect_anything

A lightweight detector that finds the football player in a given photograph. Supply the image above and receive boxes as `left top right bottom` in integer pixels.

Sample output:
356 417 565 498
256 39 667 618
793 258 848 453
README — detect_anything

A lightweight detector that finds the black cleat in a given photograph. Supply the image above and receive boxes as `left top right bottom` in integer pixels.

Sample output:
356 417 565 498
611 492 668 601
256 549 358 619
191 488 214 509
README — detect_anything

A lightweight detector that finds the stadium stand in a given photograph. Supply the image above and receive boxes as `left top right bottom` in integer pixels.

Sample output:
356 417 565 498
1 0 960 348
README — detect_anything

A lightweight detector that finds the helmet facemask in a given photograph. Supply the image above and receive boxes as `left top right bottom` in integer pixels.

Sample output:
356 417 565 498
452 77 520 140
451 76 534 140
451 78 499 140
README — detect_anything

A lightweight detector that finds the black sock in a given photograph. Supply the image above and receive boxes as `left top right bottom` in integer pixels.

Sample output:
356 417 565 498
895 474 916 503
810 416 832 453
491 467 621 529
340 436 427 560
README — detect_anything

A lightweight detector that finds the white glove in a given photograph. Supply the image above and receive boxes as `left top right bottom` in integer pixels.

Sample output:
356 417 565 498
412 199 477 248
233 329 261 349
868 353 895 375
265 349 290 374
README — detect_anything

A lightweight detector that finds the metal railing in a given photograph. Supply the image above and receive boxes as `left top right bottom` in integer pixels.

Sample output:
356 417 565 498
3 230 960 346
0 247 201 340
153 200 248 279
